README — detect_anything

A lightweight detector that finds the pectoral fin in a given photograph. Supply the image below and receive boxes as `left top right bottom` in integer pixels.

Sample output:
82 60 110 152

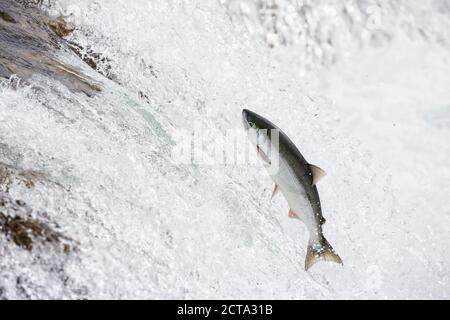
270 184 279 200
309 164 326 186
257 146 271 165
288 209 302 221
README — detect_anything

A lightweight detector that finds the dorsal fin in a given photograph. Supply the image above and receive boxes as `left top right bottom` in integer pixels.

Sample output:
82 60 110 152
309 164 326 186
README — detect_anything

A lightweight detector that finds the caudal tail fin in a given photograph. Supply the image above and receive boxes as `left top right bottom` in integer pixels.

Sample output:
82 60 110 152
305 236 343 271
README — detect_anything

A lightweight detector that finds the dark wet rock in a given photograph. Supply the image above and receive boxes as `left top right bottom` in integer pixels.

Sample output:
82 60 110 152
0 11 16 23
0 192 73 252
0 161 81 298
1 212 60 250
47 16 75 37
0 0 101 96
66 41 116 82
14 0 43 8
0 162 46 192
42 13 116 83
44 14 116 83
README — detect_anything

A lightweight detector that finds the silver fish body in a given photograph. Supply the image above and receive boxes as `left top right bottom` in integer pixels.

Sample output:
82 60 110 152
242 109 342 270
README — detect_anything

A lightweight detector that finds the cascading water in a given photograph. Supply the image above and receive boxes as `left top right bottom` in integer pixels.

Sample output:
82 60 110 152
0 0 448 299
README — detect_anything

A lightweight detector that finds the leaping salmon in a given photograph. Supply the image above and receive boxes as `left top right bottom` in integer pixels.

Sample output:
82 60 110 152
242 109 343 270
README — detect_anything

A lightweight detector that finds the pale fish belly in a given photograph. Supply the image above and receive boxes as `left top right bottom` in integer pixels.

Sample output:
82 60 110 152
269 156 317 235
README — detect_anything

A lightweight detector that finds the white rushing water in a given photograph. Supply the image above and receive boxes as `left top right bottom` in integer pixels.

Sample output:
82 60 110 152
0 0 449 299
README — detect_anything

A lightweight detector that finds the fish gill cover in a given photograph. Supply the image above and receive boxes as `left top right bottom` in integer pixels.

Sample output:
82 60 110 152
0 0 449 299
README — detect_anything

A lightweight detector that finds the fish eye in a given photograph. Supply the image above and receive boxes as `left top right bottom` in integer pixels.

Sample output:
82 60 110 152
249 121 255 128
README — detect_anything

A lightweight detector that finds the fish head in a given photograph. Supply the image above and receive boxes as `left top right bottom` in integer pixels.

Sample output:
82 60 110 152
242 109 277 144
242 109 281 174
242 109 267 131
